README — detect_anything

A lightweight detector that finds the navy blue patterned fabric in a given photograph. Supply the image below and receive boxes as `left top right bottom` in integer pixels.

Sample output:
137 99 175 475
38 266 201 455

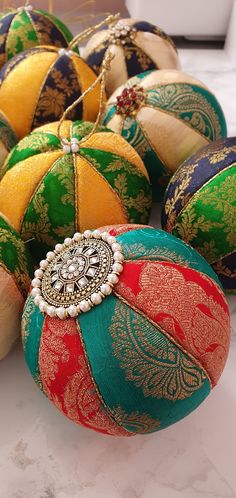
86 42 108 75
161 137 236 229
213 252 236 291
0 13 15 59
32 53 82 130
30 10 69 47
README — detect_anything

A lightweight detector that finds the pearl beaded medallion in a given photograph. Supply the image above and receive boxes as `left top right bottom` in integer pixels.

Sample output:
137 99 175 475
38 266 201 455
31 230 124 319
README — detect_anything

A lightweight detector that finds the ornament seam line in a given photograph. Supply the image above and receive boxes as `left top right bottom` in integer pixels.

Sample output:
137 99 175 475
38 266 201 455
75 319 132 435
20 152 62 235
143 101 211 146
77 151 130 223
31 50 57 131
113 290 213 388
137 117 171 175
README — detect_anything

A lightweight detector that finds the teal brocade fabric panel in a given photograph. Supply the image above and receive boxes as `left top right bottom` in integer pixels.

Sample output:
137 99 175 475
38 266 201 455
78 294 210 434
116 227 222 287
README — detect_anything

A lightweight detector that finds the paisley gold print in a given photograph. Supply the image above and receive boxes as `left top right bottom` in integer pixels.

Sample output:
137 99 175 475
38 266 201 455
122 243 189 265
110 301 205 401
213 259 236 280
63 358 130 436
116 262 229 385
112 406 161 434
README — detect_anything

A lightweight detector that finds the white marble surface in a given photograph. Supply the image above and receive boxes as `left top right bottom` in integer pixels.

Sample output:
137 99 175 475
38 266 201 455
0 49 236 498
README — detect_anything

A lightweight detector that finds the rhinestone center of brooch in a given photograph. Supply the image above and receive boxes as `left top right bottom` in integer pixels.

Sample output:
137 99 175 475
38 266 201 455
115 84 145 117
109 23 137 46
31 230 124 319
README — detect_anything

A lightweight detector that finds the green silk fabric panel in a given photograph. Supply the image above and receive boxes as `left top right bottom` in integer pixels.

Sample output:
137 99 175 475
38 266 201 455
22 295 44 389
173 166 236 263
37 9 73 44
6 9 38 60
1 132 60 179
116 227 222 287
79 294 210 434
71 121 110 140
79 147 152 224
146 83 227 140
0 214 33 296
21 154 75 264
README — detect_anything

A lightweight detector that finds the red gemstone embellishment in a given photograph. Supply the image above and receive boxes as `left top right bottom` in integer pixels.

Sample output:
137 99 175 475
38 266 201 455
115 84 145 117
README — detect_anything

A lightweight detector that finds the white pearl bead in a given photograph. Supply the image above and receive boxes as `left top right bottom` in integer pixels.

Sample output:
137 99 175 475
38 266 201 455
58 48 67 56
79 300 91 312
31 287 41 297
63 144 71 154
83 230 92 238
73 232 82 241
34 269 43 278
25 4 33 10
39 301 47 312
46 251 55 261
113 251 124 262
101 231 109 241
92 229 101 238
91 293 102 305
71 143 79 153
55 243 63 253
71 137 78 143
32 278 41 288
68 305 78 317
101 283 112 296
34 295 43 306
46 306 56 317
40 259 48 269
56 307 67 319
64 237 72 246
107 273 119 284
107 236 116 245
112 262 123 273
68 50 74 56
111 242 122 252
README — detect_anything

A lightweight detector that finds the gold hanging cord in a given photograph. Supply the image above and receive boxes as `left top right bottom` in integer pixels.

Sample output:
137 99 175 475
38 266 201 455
57 50 114 145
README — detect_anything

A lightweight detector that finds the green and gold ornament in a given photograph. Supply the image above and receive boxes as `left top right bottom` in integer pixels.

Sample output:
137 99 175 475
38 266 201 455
84 18 180 96
0 120 151 264
22 225 230 435
162 137 236 293
0 3 73 69
0 213 32 360
0 110 17 168
103 69 227 201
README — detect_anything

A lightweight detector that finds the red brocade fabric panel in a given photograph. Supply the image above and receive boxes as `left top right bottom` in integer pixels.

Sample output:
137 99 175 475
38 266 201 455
114 261 230 387
98 224 153 236
38 316 131 436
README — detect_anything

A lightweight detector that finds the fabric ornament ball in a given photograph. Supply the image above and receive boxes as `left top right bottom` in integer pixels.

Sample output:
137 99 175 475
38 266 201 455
0 120 151 264
22 225 230 436
0 213 32 360
0 45 102 139
162 138 236 293
84 19 180 96
0 4 73 69
0 110 17 168
103 69 227 201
